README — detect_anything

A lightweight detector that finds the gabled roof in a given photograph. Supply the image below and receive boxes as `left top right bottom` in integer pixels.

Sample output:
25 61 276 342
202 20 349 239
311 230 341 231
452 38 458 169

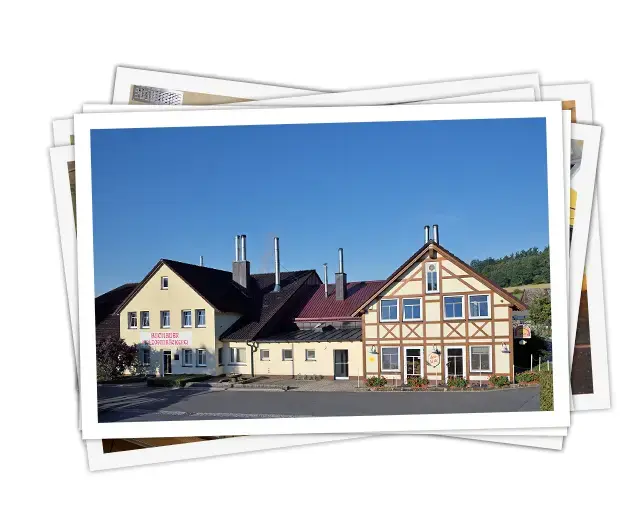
351 241 526 315
96 283 138 325
220 270 319 341
256 327 362 343
295 280 386 320
114 259 250 315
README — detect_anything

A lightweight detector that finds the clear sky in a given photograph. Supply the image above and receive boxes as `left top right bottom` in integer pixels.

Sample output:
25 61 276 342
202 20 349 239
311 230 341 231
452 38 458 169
90 118 549 295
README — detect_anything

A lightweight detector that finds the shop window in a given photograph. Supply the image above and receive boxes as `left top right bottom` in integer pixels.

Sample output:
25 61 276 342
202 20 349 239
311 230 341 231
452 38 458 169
381 347 400 371
470 346 491 372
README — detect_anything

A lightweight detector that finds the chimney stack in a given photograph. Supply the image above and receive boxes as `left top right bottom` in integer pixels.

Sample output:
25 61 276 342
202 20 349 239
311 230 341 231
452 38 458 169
273 237 281 293
424 225 431 244
232 234 251 290
199 255 204 267
323 263 328 298
335 248 347 301
433 224 439 244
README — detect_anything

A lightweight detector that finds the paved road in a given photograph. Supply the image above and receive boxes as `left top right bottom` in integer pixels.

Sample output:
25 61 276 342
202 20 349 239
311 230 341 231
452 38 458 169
98 384 540 423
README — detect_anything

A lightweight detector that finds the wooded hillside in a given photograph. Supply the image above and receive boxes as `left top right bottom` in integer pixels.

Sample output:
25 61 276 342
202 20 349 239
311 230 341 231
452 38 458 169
469 247 550 288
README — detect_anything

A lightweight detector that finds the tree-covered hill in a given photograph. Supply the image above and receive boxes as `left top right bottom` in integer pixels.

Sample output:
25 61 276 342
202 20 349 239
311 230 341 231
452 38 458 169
469 247 550 288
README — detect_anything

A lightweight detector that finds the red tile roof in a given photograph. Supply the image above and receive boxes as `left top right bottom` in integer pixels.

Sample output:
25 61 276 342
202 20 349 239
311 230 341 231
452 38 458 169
295 281 386 320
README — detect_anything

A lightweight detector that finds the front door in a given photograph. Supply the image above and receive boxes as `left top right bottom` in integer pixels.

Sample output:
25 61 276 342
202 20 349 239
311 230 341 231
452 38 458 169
334 350 349 380
163 350 172 375
445 347 465 380
404 347 423 383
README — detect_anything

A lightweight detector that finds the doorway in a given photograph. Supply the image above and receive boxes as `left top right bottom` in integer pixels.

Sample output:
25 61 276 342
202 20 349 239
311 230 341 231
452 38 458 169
163 350 172 375
404 347 423 383
334 350 349 380
445 346 465 380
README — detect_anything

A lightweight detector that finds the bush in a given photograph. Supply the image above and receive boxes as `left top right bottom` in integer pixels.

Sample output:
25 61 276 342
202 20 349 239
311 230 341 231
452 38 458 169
366 376 388 388
147 374 212 388
447 377 467 388
407 376 428 388
515 371 539 383
539 371 554 411
489 375 510 388
96 336 140 381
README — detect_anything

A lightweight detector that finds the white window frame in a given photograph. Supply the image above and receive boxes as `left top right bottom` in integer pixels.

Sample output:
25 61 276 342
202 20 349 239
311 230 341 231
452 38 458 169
380 298 399 322
140 346 150 366
140 311 150 329
182 309 192 328
282 348 293 361
425 262 439 293
468 294 491 319
182 348 193 367
127 311 138 329
160 310 170 328
196 349 207 367
443 295 465 320
305 349 316 361
469 345 492 372
229 347 246 365
260 349 270 361
445 345 467 379
195 309 206 328
161 276 169 290
402 298 422 321
381 346 400 372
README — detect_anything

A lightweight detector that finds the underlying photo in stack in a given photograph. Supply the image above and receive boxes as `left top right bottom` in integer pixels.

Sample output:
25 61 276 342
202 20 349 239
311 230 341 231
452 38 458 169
49 68 609 470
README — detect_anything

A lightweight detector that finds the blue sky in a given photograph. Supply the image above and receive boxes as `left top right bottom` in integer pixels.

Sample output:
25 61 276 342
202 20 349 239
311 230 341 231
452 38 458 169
91 118 548 295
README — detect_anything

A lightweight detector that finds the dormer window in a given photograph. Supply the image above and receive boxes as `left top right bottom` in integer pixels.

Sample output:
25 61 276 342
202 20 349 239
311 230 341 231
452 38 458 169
161 276 169 290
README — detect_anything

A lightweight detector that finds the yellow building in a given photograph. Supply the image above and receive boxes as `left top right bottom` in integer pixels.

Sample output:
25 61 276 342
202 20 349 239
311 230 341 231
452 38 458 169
104 229 525 384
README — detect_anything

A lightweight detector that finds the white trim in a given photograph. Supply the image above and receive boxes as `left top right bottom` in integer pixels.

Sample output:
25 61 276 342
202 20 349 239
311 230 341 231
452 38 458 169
469 345 492 373
259 349 270 361
425 261 439 293
445 346 466 380
402 297 422 321
195 309 206 328
468 294 491 319
404 346 424 384
160 310 170 328
160 276 169 290
196 348 206 367
182 348 193 367
282 348 293 361
127 311 138 329
140 346 151 367
181 309 192 328
305 349 316 361
443 295 465 320
379 298 399 322
140 311 150 329
380 346 400 372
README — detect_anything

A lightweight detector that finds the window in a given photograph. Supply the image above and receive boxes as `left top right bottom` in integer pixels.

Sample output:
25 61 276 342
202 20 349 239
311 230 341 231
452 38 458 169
380 298 399 321
443 296 464 319
470 346 491 372
161 276 169 289
260 349 270 361
182 310 192 328
282 349 293 361
160 311 170 328
403 298 422 320
141 311 150 329
196 349 206 367
217 348 223 365
426 263 439 292
183 349 193 366
469 295 490 319
305 349 316 361
196 309 206 327
128 312 137 329
230 347 246 364
140 346 150 366
381 347 400 371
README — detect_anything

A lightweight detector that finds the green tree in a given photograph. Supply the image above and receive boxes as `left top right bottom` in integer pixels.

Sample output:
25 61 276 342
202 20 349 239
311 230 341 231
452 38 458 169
96 336 141 381
528 293 552 338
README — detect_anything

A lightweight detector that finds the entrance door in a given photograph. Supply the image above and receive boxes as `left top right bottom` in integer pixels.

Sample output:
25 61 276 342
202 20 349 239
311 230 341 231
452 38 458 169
404 347 423 383
445 347 465 379
163 350 172 375
334 350 349 380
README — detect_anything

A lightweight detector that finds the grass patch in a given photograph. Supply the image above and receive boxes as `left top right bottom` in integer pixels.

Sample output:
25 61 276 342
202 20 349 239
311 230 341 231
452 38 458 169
147 374 213 388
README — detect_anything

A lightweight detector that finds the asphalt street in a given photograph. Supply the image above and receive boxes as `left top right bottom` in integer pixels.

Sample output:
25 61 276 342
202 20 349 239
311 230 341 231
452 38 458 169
97 384 541 423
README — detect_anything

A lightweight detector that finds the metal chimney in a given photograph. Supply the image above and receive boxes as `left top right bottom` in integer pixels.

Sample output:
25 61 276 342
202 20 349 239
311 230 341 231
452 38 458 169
338 248 344 273
199 255 204 267
335 248 347 301
323 263 328 298
424 225 431 244
273 237 281 292
433 224 439 244
234 235 240 262
240 234 247 261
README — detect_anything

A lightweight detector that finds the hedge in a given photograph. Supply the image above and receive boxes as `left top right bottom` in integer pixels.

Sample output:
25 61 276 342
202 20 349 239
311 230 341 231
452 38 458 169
539 371 554 411
147 374 212 388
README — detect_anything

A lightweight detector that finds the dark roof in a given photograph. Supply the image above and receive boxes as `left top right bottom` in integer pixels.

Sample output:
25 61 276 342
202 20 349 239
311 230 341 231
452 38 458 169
95 283 138 325
96 315 121 341
257 327 362 343
220 270 319 341
352 240 526 315
295 281 386 320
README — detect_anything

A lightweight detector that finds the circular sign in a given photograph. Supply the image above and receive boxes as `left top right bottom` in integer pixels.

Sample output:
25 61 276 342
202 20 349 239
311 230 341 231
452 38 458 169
428 263 436 271
427 352 440 366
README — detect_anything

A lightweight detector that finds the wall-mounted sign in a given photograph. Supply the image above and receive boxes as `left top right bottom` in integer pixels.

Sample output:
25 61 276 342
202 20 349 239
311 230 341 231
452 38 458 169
514 325 532 339
427 352 440 366
140 331 192 347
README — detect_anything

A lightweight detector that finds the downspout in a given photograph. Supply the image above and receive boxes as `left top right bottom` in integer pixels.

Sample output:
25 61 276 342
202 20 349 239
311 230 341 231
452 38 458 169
247 341 259 378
